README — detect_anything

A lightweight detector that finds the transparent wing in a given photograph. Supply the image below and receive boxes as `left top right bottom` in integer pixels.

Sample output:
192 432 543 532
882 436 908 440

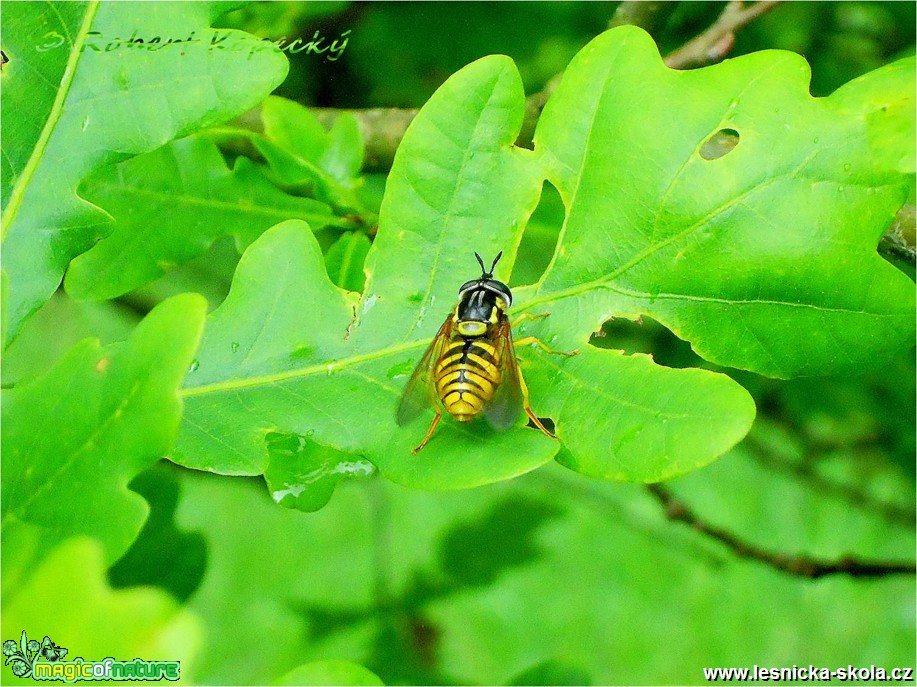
396 314 454 425
482 318 524 431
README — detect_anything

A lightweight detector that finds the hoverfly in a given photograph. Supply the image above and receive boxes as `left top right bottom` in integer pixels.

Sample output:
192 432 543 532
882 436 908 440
397 251 577 453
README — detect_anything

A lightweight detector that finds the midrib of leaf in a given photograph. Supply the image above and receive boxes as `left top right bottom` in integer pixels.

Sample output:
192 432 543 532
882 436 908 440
605 283 904 316
0 1 100 240
520 149 822 315
397 69 506 344
180 337 429 397
85 177 349 227
2 378 143 526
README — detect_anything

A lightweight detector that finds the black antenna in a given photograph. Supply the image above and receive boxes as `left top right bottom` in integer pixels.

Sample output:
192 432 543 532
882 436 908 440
474 252 487 276
473 251 502 279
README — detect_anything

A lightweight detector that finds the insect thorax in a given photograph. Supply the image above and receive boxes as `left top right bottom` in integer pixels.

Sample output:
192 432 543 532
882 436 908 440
455 281 510 338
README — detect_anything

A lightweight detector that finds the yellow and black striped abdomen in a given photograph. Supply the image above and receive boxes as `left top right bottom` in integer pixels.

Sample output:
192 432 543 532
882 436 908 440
434 338 502 421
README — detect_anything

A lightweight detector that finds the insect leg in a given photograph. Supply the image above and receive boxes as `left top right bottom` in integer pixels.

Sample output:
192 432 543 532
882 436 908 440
514 336 579 357
516 365 557 439
509 311 551 328
412 407 443 454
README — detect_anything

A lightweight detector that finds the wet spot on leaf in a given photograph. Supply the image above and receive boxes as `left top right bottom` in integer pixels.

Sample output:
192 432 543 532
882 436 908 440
386 360 416 380
264 432 376 512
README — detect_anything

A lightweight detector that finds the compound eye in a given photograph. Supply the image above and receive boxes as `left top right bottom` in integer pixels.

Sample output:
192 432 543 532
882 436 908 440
492 282 512 307
458 280 479 295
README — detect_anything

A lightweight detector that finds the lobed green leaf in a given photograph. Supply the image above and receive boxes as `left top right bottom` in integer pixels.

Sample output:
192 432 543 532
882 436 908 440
173 28 914 491
2 538 199 682
1 1 288 345
65 136 342 300
1 294 205 563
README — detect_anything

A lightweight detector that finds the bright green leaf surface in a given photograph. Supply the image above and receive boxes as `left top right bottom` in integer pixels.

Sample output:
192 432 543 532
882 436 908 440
830 55 917 175
176 29 912 489
2 538 199 684
174 57 560 489
274 660 384 686
1 1 288 344
521 27 914 381
1 294 206 564
65 136 342 301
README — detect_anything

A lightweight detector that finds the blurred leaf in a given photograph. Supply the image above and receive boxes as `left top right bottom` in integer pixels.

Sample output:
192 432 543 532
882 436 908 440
507 660 591 686
345 3 610 106
2 538 199 683
274 660 384 686
1 292 139 386
121 235 243 314
173 456 914 686
322 114 366 183
325 231 372 292
218 2 351 40
256 96 365 211
1 294 206 564
65 137 345 301
264 432 376 513
438 496 564 587
174 473 379 684
0 2 288 344
513 182 564 287
108 463 207 603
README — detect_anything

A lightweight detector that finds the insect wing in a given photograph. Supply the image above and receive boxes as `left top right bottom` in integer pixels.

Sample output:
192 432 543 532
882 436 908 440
482 318 524 431
397 314 454 425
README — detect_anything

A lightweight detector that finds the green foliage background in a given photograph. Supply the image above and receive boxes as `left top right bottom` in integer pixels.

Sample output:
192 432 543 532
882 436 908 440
2 2 915 685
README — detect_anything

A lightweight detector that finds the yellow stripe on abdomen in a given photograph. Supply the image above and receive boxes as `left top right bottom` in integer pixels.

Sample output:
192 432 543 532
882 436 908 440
435 340 502 421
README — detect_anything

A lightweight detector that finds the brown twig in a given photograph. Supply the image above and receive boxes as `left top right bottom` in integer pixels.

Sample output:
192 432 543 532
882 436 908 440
664 1 782 69
647 483 916 579
744 433 915 528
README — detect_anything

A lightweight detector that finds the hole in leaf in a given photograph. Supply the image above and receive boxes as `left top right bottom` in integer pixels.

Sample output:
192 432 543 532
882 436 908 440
699 128 740 160
527 416 556 434
515 182 564 286
590 316 703 369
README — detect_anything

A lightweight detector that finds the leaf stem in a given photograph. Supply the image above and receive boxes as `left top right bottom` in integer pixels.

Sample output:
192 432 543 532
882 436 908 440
663 1 783 69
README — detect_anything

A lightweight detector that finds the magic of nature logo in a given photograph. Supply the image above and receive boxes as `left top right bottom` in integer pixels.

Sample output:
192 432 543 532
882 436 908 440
3 631 179 683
